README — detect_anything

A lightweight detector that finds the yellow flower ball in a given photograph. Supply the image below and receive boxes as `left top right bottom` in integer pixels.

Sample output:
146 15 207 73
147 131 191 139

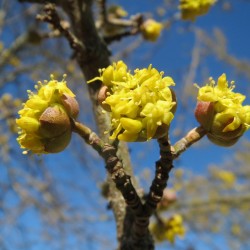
150 214 185 243
216 169 236 187
16 75 79 154
89 61 176 142
195 74 250 146
141 19 164 42
179 0 217 21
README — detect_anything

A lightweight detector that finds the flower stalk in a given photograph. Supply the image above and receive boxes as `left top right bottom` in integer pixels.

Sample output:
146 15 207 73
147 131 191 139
172 126 207 158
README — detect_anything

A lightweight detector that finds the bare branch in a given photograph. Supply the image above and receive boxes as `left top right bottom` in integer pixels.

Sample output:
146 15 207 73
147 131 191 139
0 33 29 68
37 3 85 56
103 14 143 44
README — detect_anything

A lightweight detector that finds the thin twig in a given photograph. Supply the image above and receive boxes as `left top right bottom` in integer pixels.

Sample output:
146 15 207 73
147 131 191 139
103 14 143 44
104 29 140 44
172 126 207 159
0 33 29 68
36 3 85 55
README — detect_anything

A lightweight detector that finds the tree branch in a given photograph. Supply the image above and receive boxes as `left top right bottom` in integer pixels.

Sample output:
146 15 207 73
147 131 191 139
145 136 173 216
72 120 143 215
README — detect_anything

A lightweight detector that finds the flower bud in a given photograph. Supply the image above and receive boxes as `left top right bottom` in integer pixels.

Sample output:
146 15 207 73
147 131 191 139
97 85 111 112
61 94 79 118
44 129 72 153
39 104 71 138
195 101 215 131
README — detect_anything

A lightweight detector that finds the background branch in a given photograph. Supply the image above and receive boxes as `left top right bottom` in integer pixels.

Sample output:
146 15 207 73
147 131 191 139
36 3 85 56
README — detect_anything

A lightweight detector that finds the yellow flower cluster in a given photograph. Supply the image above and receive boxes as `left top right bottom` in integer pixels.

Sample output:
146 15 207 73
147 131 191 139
216 169 236 187
140 19 164 42
89 61 176 142
195 74 250 146
150 214 185 243
16 75 79 154
179 0 216 21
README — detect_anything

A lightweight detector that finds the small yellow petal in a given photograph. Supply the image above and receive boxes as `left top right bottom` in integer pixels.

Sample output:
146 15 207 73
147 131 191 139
118 131 138 142
162 112 174 125
120 117 142 133
217 73 227 89
17 134 44 152
140 103 155 116
26 96 48 110
102 66 114 86
109 122 123 140
16 117 40 132
145 119 158 139
223 116 241 132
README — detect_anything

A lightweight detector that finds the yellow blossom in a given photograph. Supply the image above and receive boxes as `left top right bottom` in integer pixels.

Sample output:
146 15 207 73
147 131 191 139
179 0 217 21
140 19 164 42
195 73 250 146
216 169 236 187
88 61 176 142
231 224 241 236
150 214 185 243
16 75 79 154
